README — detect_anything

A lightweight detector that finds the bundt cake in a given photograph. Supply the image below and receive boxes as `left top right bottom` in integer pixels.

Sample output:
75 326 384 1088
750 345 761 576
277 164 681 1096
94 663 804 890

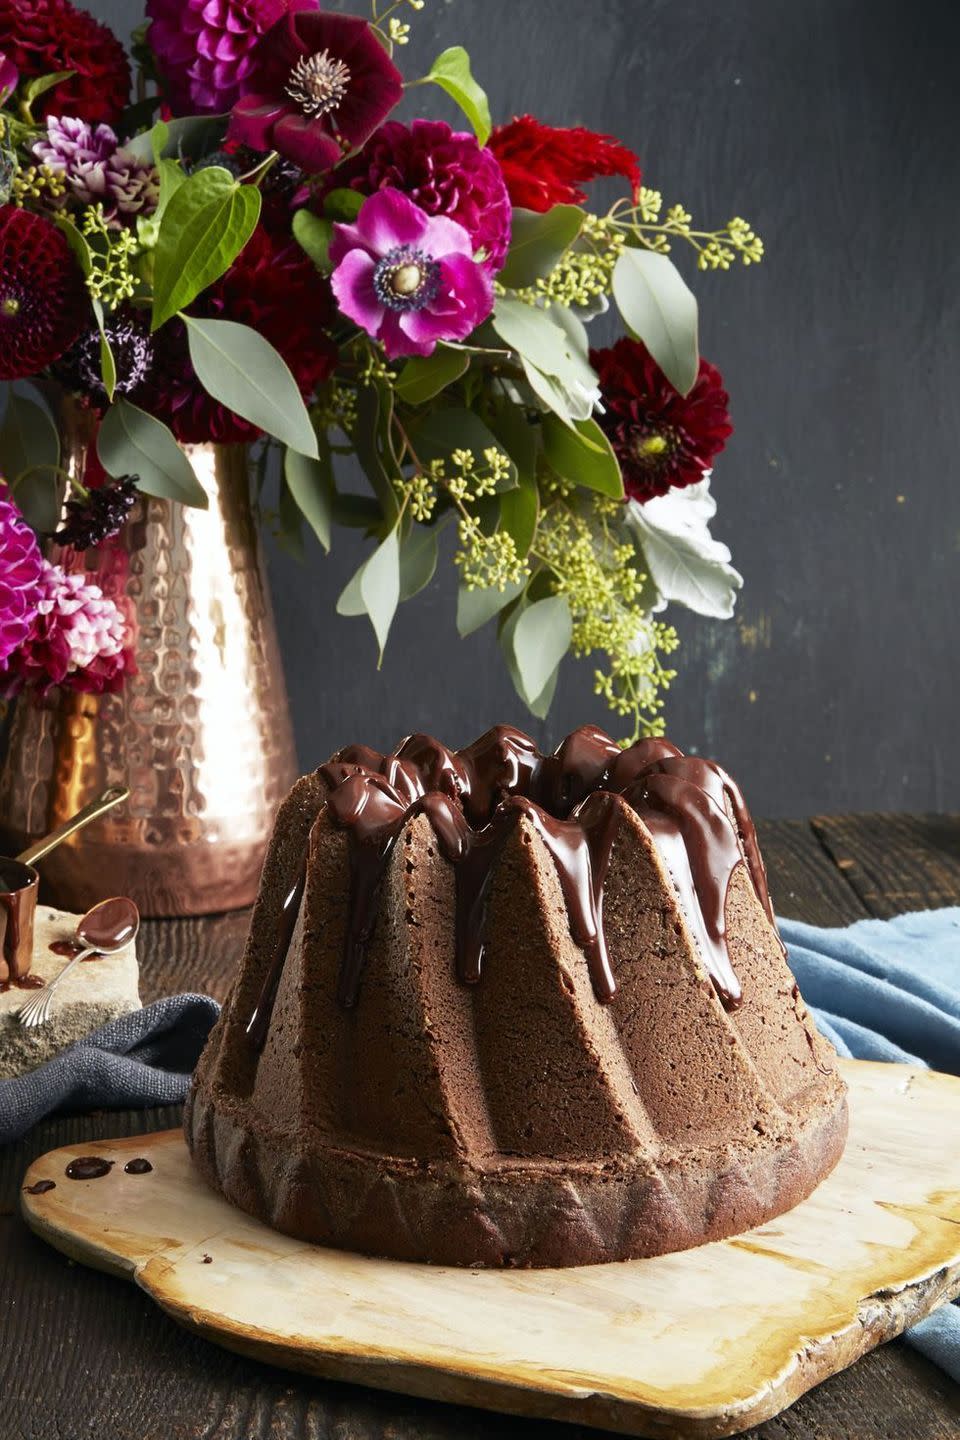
185 725 848 1268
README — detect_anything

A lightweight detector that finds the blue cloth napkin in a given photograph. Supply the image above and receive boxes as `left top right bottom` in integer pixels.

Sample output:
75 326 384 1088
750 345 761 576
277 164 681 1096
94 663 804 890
781 908 960 1382
0 995 219 1146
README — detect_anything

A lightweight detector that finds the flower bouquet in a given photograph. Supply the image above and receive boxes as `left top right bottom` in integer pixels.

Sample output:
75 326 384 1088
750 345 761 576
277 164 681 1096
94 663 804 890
0 0 762 739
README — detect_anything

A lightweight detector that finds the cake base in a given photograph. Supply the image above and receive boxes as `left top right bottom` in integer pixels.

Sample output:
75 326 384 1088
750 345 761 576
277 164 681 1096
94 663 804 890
20 1061 960 1440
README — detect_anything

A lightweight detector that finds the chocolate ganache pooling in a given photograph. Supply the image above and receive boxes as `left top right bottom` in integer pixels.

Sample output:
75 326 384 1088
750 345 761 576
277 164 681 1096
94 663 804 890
247 726 780 1048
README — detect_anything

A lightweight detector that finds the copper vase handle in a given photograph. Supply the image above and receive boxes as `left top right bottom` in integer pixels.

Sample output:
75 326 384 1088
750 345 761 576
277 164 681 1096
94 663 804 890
16 786 130 867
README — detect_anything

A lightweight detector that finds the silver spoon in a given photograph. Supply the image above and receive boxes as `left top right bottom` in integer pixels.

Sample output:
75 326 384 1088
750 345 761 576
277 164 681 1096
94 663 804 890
16 897 140 1029
15 786 130 867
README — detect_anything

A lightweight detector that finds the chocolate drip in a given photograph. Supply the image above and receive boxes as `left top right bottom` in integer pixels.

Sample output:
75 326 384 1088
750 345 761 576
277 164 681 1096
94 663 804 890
247 724 778 1033
65 1156 114 1180
0 973 44 994
246 860 308 1050
23 1179 55 1195
124 1158 153 1175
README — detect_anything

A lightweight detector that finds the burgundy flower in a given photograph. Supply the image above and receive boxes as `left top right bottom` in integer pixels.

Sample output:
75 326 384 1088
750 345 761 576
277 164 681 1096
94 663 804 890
0 206 89 381
0 49 17 98
228 10 402 172
0 559 129 697
590 337 733 504
146 0 319 117
489 114 641 214
134 225 337 444
0 488 43 666
0 0 129 125
55 308 155 404
328 120 513 272
330 189 494 360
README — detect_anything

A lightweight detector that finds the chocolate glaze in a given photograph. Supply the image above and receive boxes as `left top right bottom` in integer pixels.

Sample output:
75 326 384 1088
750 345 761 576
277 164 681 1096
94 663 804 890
124 1158 153 1175
65 1156 114 1180
23 1179 56 1195
247 726 780 1045
0 973 45 994
0 860 39 984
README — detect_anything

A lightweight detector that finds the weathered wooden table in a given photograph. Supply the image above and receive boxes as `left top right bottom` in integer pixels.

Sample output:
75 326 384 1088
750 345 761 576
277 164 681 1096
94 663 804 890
2 814 959 1440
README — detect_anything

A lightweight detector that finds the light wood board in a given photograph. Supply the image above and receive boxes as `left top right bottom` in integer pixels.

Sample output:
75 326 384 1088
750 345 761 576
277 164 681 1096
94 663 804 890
19 1060 960 1440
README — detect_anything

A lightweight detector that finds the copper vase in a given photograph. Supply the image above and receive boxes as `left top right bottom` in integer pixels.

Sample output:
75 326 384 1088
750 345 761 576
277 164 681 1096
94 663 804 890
0 403 298 917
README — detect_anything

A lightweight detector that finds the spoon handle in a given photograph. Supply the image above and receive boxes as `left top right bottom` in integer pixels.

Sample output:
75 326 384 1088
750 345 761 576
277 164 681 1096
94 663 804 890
45 946 97 994
17 786 130 867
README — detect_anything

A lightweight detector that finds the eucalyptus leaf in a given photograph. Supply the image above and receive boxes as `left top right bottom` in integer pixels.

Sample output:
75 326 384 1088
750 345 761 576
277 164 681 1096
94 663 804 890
354 381 401 520
542 414 623 497
98 322 117 403
497 206 583 290
277 479 306 561
493 298 596 390
399 524 440 601
499 600 561 719
184 316 319 458
499 470 540 556
284 440 334 552
510 594 572 707
97 399 208 508
627 479 743 618
0 390 59 489
151 167 261 329
612 248 700 396
395 347 470 405
457 576 525 637
333 493 386 530
424 47 492 144
158 114 230 161
292 209 334 272
12 468 61 535
343 526 401 662
409 408 518 491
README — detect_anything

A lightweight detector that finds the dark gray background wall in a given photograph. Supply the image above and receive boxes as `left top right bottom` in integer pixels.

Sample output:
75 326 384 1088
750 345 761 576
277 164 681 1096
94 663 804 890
94 0 959 817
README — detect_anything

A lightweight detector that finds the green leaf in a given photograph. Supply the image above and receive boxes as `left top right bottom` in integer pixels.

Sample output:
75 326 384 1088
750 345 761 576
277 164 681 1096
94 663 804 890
424 47 492 145
457 577 525 637
97 399 208 508
152 114 230 162
156 157 186 220
497 206 584 290
520 358 575 427
338 528 401 662
542 415 624 497
409 408 518 491
510 594 572 707
284 439 334 552
499 470 540 555
184 316 319 458
323 188 365 222
151 167 261 330
493 297 596 390
612 248 700 397
499 599 561 719
399 524 440 601
292 209 333 272
277 479 306 561
1 390 59 487
98 315 117 403
22 70 75 108
395 346 470 405
333 493 385 530
354 381 401 521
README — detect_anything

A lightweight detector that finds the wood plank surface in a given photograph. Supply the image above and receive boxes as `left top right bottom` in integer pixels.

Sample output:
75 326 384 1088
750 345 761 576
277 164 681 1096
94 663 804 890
1 819 958 1440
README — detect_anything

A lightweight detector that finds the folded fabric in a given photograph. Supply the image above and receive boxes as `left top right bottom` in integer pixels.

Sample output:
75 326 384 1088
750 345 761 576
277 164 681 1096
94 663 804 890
0 995 219 1146
782 907 960 1383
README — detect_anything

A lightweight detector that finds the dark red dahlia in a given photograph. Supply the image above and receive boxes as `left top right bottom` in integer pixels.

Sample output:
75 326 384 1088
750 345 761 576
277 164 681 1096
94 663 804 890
489 115 641 214
327 120 513 272
0 0 130 125
0 206 88 381
134 225 337 445
228 10 403 172
590 338 733 504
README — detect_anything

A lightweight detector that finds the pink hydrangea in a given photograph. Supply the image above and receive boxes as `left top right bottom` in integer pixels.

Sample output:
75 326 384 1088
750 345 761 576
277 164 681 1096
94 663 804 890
146 0 318 117
330 188 494 360
2 559 129 697
329 120 513 273
0 487 43 665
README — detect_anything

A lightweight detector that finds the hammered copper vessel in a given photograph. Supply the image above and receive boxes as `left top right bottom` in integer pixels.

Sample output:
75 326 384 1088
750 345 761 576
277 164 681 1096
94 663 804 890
0 402 298 916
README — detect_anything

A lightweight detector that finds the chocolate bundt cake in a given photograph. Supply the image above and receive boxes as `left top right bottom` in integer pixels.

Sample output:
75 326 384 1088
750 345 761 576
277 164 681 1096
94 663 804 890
185 726 848 1268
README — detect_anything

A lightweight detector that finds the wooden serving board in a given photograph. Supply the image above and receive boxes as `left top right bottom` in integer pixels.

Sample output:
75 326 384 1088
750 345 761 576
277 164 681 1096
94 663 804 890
20 1060 960 1440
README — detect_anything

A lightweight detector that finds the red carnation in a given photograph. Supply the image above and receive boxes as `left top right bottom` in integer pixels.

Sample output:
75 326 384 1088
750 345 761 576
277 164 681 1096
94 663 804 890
135 226 337 445
0 0 130 125
0 206 88 381
590 338 732 505
489 115 641 214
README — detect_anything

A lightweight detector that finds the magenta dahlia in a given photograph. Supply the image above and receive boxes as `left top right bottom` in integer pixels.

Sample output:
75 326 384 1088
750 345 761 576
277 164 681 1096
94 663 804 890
328 121 513 273
330 188 494 360
228 10 403 171
590 338 733 504
0 0 129 125
0 488 43 667
133 225 337 444
0 206 89 382
1 559 129 697
146 0 319 117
